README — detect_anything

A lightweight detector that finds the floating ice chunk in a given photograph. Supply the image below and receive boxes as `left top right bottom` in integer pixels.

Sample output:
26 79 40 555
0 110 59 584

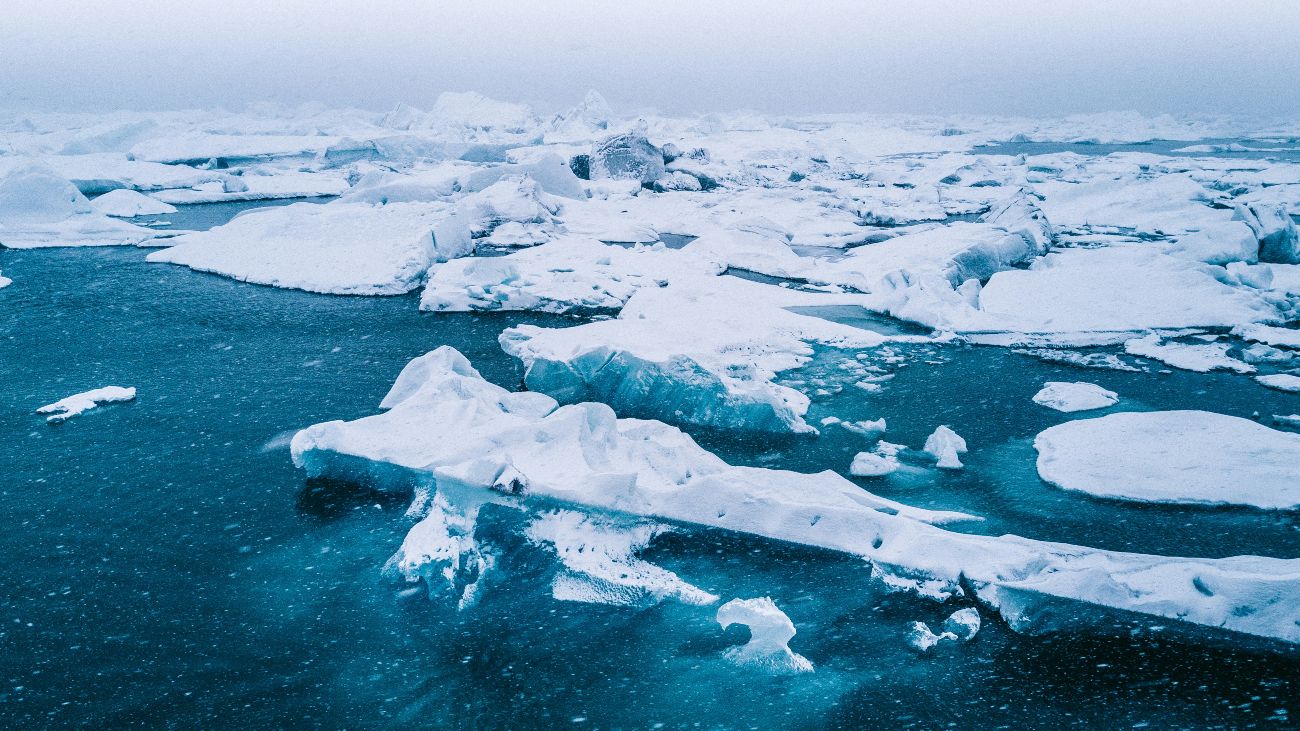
295 347 1300 644
841 418 887 438
0 271 10 289
90 189 177 218
385 490 494 610
716 598 813 674
924 426 967 469
907 608 980 652
1032 381 1118 413
942 608 981 641
905 621 957 653
36 386 136 423
1257 374 1300 393
1276 414 1300 428
590 133 664 185
1035 410 1300 509
850 451 899 477
526 510 717 607
147 201 471 295
1124 334 1254 373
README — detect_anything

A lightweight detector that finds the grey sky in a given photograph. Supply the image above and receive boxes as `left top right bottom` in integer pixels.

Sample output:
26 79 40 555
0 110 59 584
4 1 1298 117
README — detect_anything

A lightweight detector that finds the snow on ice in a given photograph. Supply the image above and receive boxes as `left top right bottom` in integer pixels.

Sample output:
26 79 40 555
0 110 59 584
36 386 137 423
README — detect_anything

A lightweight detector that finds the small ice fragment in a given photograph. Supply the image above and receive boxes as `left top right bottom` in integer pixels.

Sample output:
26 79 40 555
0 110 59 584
841 418 886 438
850 451 898 477
820 416 842 426
1032 381 1118 413
717 597 813 673
36 386 136 423
941 608 981 641
905 621 957 653
924 425 967 469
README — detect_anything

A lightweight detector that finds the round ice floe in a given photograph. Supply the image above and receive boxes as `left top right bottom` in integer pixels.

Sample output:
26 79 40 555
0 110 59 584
1032 381 1118 413
849 451 898 477
1035 410 1300 509
90 189 178 217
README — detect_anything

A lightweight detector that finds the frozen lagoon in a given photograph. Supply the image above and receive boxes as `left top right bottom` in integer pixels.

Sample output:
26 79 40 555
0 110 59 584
1 227 1297 727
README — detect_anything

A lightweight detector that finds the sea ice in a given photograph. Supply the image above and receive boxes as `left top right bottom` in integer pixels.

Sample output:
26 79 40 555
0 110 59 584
36 386 136 423
1035 410 1300 509
292 348 1300 644
89 189 178 217
1032 381 1119 412
1123 334 1255 373
525 510 717 607
716 597 813 673
1256 374 1300 393
904 622 956 653
923 426 967 469
849 451 899 477
0 161 157 248
147 201 471 295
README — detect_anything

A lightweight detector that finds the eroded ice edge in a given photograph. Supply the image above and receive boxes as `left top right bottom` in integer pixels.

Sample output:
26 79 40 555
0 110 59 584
292 348 1300 646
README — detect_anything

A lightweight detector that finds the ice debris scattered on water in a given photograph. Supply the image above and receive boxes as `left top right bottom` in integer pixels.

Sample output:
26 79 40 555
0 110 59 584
36 386 136 423
716 597 813 674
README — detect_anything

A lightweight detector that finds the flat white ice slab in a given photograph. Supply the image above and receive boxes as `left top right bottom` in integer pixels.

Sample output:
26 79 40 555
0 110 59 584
1032 381 1119 412
1035 410 1300 509
36 386 136 423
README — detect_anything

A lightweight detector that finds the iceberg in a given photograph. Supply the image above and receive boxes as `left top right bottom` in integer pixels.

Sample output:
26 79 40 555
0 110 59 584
37 386 136 423
716 598 813 673
1034 410 1300 509
1032 381 1119 413
146 201 471 295
589 133 665 185
293 348 1300 645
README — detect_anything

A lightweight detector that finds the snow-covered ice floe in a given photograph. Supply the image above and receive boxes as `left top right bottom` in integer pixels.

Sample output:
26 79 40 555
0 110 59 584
89 189 178 217
1256 374 1300 393
1032 381 1119 412
1035 411 1300 510
0 162 160 248
146 201 471 295
36 386 136 423
293 348 1300 645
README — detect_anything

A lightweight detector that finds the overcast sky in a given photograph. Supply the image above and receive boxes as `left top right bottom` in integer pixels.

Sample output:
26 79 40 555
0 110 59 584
4 1 1298 118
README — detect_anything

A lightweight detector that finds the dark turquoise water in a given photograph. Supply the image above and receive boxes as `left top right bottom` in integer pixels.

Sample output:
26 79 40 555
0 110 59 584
0 224 1296 727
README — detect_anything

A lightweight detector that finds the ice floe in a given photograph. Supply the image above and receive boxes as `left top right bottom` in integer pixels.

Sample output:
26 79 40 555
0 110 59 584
1035 410 1300 510
1032 382 1119 412
0 162 158 248
923 426 967 469
717 597 813 673
36 386 136 423
293 348 1300 645
1123 334 1255 373
89 189 178 217
1256 374 1300 393
147 201 471 295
